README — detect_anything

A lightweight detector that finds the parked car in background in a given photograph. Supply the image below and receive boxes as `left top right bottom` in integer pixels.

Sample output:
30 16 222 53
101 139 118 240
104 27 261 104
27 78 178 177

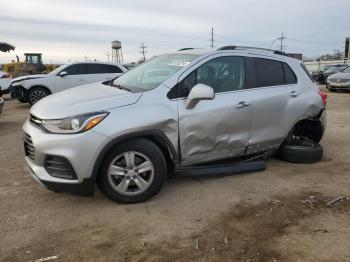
123 63 137 70
23 47 326 203
326 66 350 91
311 64 348 84
0 70 11 96
10 62 128 105
0 97 4 114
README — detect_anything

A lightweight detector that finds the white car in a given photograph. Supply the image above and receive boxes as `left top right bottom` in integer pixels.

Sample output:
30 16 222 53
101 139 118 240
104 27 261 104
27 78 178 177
0 70 11 96
10 62 128 104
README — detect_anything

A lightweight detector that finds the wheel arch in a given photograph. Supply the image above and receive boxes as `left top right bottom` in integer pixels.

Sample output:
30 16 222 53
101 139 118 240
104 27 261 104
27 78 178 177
28 85 52 94
91 130 178 182
286 109 325 143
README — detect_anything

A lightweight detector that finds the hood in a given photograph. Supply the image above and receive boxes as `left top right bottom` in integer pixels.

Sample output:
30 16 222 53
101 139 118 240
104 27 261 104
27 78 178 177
328 72 350 80
31 82 142 119
11 74 46 82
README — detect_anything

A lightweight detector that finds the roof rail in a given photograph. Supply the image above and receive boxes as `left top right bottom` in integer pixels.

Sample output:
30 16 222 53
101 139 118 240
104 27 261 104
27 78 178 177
178 48 195 51
217 46 286 56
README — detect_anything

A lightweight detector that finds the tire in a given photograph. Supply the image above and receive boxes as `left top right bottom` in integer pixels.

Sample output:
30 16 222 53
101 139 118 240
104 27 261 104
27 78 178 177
97 139 167 203
18 97 28 103
28 87 50 105
278 141 323 164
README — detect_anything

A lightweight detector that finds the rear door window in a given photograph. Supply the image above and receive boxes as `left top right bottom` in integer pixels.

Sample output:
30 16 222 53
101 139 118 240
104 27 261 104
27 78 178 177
86 64 123 74
254 58 285 87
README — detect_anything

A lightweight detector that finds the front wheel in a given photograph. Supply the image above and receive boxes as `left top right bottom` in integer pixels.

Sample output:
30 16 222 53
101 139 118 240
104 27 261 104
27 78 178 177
18 97 28 103
28 87 50 105
97 139 167 203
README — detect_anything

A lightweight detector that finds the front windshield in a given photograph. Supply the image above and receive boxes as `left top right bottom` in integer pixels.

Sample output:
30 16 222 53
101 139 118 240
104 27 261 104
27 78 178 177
320 65 330 72
113 54 199 92
342 66 350 73
324 68 333 73
48 64 65 75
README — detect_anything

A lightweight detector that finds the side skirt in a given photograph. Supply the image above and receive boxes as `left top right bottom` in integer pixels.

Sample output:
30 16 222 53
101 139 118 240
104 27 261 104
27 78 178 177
174 152 269 177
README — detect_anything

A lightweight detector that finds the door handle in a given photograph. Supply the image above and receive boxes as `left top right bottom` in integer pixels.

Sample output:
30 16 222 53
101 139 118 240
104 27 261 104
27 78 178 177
290 91 300 97
235 101 250 108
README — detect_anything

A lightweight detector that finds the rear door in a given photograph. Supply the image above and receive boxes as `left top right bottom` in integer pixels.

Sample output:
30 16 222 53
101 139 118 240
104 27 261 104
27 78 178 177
85 64 124 84
53 63 87 92
176 55 252 165
244 57 299 154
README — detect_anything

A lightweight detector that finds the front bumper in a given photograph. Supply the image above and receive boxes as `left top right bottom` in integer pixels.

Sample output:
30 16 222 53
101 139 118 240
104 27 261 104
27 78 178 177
11 85 27 99
23 119 110 196
326 81 350 90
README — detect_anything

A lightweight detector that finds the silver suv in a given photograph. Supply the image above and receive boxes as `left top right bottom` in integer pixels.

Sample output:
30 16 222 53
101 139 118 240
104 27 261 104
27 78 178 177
23 46 326 203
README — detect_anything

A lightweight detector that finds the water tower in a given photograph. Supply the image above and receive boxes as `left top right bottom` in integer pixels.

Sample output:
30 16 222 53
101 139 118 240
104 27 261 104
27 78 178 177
111 40 123 63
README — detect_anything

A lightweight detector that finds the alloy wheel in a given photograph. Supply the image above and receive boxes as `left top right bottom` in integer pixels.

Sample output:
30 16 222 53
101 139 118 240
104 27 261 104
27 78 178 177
107 151 155 196
29 90 48 104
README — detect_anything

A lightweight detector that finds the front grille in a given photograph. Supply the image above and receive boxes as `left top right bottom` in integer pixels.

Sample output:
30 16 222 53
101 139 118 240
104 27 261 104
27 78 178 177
44 156 77 180
29 114 42 128
24 133 35 161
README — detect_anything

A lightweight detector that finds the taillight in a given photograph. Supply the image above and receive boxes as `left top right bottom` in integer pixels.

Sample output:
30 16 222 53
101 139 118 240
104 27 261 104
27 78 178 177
318 91 327 107
1 73 9 78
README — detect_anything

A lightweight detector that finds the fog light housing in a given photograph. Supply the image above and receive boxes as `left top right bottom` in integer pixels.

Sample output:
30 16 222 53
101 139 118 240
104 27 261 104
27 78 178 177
44 155 77 180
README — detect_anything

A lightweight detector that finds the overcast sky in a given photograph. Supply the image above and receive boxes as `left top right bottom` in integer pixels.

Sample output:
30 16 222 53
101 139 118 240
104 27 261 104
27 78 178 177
0 0 349 64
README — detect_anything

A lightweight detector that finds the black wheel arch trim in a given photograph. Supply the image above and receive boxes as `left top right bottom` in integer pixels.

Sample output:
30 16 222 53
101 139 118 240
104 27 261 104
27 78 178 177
41 178 95 197
91 130 178 182
28 85 52 94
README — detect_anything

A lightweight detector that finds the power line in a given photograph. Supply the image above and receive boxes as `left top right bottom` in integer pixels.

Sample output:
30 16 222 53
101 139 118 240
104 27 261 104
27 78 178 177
139 42 147 62
288 38 344 45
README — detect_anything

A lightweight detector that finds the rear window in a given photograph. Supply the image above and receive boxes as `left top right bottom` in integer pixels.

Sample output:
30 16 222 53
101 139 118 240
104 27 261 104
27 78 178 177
254 58 285 87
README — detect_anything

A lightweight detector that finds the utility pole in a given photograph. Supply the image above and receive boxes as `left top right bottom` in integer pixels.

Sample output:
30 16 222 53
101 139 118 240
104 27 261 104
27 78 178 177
106 50 110 62
210 27 214 49
139 42 147 62
277 32 286 52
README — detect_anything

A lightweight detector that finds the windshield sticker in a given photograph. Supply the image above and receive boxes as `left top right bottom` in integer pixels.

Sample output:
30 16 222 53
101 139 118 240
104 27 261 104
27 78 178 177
168 61 191 67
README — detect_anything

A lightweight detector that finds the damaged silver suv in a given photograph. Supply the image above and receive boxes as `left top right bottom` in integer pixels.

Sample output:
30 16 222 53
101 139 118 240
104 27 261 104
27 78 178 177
23 46 327 203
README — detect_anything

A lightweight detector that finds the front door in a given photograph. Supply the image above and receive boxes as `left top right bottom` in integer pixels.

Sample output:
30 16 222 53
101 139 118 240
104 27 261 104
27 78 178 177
177 56 252 165
53 64 87 92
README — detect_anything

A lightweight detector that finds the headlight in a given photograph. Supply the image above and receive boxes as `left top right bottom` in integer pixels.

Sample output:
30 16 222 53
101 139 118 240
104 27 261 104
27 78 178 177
41 112 109 134
12 80 24 86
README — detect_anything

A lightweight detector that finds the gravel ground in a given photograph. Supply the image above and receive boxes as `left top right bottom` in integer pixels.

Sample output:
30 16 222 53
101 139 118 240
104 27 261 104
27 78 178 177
1 86 350 262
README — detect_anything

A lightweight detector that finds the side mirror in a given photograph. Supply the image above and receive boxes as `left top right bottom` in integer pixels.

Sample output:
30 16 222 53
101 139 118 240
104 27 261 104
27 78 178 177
185 83 214 109
59 71 68 77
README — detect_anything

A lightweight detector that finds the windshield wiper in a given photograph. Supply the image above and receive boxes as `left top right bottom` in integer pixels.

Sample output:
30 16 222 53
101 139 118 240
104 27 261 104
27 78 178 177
113 84 132 93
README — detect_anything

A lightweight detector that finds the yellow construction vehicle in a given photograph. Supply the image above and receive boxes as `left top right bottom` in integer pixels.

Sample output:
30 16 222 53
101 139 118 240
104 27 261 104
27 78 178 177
3 53 58 78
